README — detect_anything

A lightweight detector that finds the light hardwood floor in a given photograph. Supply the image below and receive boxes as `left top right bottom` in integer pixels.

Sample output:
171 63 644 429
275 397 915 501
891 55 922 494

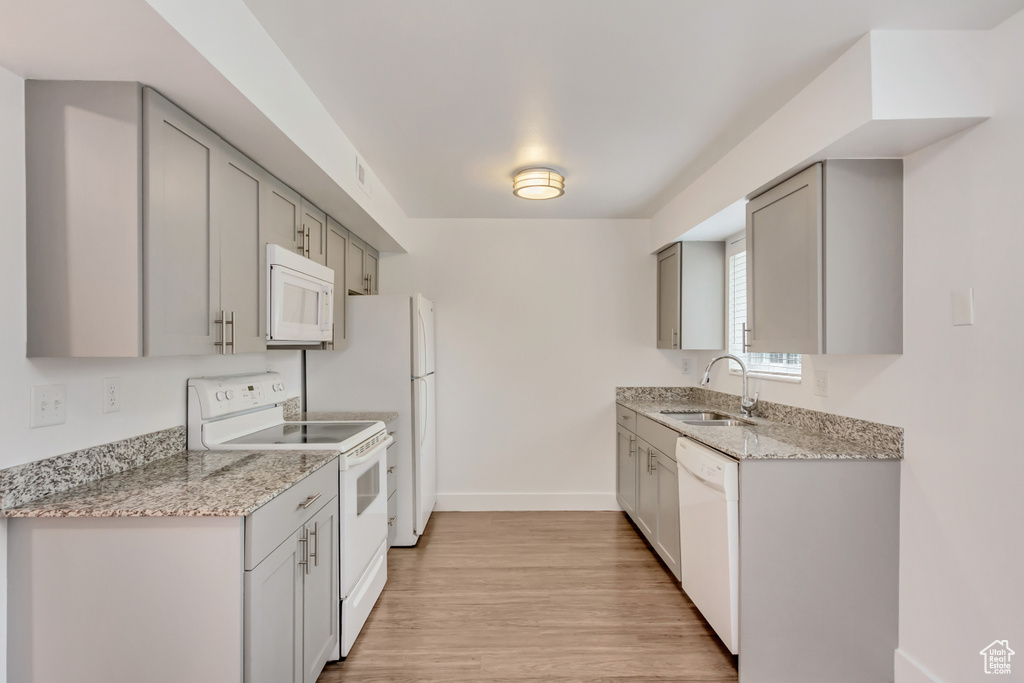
318 511 738 682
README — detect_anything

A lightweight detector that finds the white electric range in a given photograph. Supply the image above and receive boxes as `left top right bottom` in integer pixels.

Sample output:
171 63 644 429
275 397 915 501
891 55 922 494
187 371 391 659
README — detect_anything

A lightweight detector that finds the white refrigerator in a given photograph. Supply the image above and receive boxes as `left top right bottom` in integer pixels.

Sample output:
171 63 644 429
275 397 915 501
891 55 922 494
306 293 437 547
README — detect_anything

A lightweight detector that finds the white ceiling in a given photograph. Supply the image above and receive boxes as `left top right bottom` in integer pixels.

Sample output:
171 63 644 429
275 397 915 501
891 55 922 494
242 0 1024 221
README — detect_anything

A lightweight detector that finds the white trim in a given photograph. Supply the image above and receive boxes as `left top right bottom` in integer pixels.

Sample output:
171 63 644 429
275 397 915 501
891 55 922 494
435 493 621 512
894 648 944 683
728 368 803 384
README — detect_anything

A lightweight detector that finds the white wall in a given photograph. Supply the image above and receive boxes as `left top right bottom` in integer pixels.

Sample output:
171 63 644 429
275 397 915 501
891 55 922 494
692 10 1024 681
0 65 304 680
382 218 690 510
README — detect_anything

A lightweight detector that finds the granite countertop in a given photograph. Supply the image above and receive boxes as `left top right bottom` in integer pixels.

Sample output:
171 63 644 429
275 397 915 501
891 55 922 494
618 397 900 461
3 450 340 518
293 411 400 425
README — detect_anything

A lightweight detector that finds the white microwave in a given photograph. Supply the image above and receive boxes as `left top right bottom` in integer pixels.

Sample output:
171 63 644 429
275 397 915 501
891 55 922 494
266 244 335 347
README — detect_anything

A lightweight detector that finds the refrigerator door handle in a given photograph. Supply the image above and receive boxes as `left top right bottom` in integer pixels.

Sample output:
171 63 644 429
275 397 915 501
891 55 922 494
418 309 428 377
417 377 429 448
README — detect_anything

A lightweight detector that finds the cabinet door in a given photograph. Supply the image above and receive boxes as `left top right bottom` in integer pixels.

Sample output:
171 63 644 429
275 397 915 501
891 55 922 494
303 500 339 683
261 176 302 256
616 425 637 518
365 246 379 295
746 163 823 354
214 145 265 354
654 451 681 581
245 527 303 683
302 201 328 266
656 243 681 349
635 438 658 542
346 234 367 294
143 88 218 356
324 219 349 350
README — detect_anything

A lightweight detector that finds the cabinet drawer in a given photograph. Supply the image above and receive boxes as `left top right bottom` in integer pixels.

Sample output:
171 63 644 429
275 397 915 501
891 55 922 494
616 404 637 432
637 414 680 461
246 459 339 570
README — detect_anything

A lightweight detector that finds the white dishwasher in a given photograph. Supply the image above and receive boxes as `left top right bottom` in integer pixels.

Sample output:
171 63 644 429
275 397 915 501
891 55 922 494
676 436 739 654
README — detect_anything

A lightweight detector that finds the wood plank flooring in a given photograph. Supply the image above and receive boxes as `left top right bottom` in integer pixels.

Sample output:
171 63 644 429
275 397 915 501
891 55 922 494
317 511 738 682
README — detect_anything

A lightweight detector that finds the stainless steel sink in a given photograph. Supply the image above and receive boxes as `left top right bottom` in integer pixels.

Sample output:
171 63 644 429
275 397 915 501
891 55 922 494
660 411 753 427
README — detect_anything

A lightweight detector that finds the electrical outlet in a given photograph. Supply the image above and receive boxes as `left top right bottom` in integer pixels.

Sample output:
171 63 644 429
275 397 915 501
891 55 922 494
103 377 121 414
681 358 692 374
813 370 829 398
31 384 66 427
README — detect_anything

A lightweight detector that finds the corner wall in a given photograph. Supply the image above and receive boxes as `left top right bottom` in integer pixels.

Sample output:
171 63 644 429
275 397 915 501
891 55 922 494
382 218 690 510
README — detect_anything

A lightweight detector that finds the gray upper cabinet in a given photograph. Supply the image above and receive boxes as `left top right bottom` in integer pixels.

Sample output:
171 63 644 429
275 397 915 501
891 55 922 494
656 244 681 349
143 87 219 356
301 201 328 267
213 145 265 355
26 81 146 357
145 88 266 356
346 233 380 295
323 217 350 351
656 241 725 350
261 175 303 256
746 160 903 355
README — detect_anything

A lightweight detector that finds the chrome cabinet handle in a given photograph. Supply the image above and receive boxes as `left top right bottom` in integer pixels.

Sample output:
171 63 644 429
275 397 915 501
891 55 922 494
299 492 322 510
629 434 636 458
742 322 750 351
308 521 319 568
388 516 396 527
387 465 396 474
672 328 678 349
214 310 234 354
297 527 310 574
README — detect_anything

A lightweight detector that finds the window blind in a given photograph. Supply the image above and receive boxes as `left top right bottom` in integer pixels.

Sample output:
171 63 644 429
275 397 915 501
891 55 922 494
727 251 801 377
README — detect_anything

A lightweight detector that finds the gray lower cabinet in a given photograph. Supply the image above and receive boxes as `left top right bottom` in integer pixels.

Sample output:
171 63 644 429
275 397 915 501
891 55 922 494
615 424 636 517
8 461 340 683
347 233 380 295
746 159 903 354
653 450 680 579
656 241 725 351
616 406 682 581
386 437 398 548
635 437 659 541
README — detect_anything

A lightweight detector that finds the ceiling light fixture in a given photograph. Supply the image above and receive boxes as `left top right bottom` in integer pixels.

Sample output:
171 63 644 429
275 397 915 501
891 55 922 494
512 168 565 200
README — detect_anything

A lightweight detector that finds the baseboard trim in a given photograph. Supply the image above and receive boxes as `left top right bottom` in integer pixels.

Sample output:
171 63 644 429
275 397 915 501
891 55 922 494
435 493 621 511
895 648 943 683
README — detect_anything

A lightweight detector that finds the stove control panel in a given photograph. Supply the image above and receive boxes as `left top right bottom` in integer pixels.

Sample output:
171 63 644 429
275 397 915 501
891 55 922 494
187 372 289 420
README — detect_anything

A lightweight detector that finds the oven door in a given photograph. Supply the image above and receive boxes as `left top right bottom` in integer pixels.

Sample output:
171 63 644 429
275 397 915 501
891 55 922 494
341 439 390 597
268 263 333 345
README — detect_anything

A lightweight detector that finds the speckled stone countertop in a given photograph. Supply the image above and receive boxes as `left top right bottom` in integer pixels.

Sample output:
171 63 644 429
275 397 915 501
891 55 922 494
292 411 400 425
3 450 339 518
618 393 901 461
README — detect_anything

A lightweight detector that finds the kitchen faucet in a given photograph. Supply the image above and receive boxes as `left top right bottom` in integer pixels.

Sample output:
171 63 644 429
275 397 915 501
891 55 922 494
700 354 759 417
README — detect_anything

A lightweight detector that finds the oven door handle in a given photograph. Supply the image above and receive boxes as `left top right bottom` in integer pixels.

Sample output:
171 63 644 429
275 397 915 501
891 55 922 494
345 435 394 468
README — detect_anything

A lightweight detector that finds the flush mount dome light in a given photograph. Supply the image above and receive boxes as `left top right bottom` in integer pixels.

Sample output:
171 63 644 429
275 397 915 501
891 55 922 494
512 168 565 200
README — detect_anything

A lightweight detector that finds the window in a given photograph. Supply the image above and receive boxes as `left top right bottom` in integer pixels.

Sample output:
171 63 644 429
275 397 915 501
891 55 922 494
726 234 801 379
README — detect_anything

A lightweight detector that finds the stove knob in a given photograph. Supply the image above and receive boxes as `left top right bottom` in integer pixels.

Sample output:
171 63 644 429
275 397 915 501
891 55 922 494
215 391 226 401
225 390 235 400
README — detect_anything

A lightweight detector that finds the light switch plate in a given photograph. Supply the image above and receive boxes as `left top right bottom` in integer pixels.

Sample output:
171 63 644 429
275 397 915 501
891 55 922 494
31 384 66 427
952 288 974 326
813 371 829 398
